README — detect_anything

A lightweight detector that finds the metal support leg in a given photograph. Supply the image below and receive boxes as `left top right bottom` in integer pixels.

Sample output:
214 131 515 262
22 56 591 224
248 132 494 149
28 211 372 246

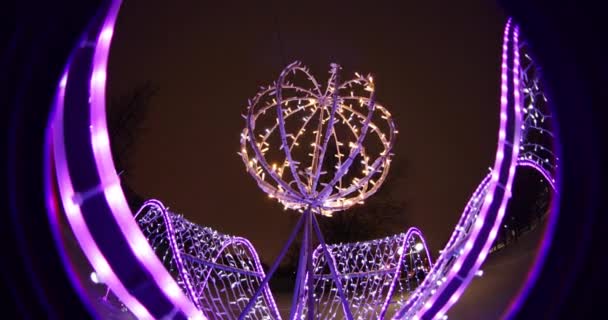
290 209 310 320
306 210 315 320
239 213 306 320
311 213 353 320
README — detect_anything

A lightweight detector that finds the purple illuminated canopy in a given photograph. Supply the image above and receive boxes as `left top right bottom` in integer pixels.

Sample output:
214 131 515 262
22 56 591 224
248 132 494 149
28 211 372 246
46 1 558 317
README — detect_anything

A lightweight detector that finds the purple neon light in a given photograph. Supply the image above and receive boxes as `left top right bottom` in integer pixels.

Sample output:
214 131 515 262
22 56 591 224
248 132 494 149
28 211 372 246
45 72 98 316
305 227 433 319
199 236 280 318
49 4 556 318
49 0 205 318
134 200 201 309
394 171 493 318
87 2 203 318
423 20 522 319
381 228 433 319
135 201 281 319
503 37 560 318
438 20 520 318
51 71 154 319
394 33 557 317
391 19 523 319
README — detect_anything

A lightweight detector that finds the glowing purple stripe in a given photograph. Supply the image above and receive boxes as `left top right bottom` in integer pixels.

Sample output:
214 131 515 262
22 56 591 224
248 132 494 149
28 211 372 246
445 172 493 251
390 19 522 319
135 200 202 309
51 71 154 319
420 20 522 319
46 0 205 317
45 72 107 316
394 172 492 316
380 227 432 318
233 237 281 318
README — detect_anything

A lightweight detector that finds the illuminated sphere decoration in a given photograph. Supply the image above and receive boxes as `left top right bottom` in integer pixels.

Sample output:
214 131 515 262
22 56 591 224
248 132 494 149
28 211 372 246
239 61 396 216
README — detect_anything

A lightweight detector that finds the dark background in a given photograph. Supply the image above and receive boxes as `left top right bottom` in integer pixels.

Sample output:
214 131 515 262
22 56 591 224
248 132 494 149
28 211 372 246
107 0 505 263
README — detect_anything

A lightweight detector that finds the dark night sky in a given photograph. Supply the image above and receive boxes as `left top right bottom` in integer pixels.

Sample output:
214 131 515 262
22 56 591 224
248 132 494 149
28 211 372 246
107 0 505 263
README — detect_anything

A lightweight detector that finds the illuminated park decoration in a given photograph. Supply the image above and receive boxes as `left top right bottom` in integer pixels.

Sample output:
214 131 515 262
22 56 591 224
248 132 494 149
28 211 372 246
45 0 558 317
238 61 396 215
237 61 412 319
517 41 558 190
135 200 280 319
391 23 558 319
304 228 433 319
129 202 432 319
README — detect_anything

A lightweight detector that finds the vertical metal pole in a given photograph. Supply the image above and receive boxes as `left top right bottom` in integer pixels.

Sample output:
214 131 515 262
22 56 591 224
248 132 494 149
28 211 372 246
238 212 306 320
311 213 353 320
306 210 315 320
290 208 309 320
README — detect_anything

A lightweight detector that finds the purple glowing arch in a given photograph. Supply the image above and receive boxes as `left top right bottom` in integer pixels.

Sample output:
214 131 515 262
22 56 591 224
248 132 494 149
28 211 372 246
392 20 558 319
296 227 433 319
46 0 557 318
49 0 203 318
392 19 524 319
134 200 280 319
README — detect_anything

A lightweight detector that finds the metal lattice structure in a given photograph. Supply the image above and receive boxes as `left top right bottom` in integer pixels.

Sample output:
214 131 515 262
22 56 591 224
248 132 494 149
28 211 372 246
134 200 280 320
296 228 432 319
49 2 557 318
239 61 396 216
236 61 403 319
392 23 558 319
517 41 558 190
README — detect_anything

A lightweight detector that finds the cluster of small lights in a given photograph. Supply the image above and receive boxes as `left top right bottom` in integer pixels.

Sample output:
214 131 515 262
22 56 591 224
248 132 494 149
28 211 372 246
57 3 559 318
239 61 396 216
392 19 549 319
518 41 558 189
394 173 493 319
293 229 432 319
135 200 280 319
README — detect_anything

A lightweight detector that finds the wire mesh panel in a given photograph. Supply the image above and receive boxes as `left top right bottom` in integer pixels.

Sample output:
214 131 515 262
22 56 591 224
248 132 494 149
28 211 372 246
294 229 432 319
136 200 280 320
394 26 558 319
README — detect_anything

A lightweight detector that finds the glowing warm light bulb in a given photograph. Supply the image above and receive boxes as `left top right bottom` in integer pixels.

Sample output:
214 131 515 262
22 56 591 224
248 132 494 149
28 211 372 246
239 61 396 216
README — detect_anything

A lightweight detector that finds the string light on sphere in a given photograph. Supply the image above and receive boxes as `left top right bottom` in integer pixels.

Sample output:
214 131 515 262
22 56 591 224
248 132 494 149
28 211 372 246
239 61 396 216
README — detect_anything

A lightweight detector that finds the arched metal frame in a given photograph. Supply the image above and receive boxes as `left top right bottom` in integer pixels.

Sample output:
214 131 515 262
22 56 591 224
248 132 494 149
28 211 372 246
46 0 559 318
392 20 558 319
134 200 280 319
393 19 524 319
296 227 433 319
239 61 396 215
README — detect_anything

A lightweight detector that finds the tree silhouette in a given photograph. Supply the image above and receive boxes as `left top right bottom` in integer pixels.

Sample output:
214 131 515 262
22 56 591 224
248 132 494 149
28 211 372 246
107 82 159 211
